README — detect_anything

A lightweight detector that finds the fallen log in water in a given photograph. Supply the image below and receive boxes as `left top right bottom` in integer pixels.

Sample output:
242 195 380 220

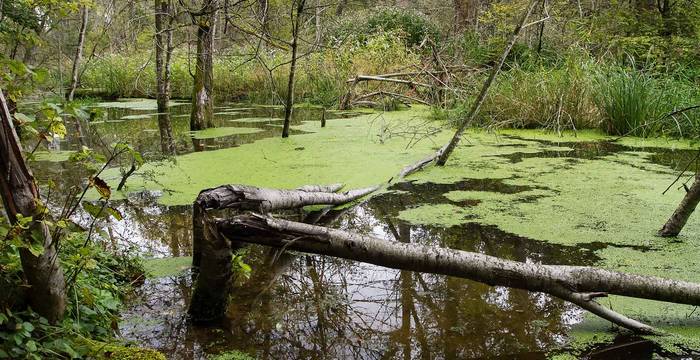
213 213 700 334
189 183 378 321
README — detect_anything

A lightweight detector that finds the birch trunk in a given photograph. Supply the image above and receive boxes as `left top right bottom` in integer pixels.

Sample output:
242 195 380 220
67 6 89 101
0 90 66 323
659 172 700 237
189 183 376 321
217 213 700 333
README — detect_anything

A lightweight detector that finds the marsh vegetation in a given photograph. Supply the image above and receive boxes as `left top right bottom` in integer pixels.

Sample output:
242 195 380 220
2 1 700 359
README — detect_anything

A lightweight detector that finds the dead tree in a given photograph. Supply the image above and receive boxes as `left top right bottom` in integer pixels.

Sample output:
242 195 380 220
659 171 700 237
188 183 376 322
436 0 541 166
67 5 89 101
282 0 306 138
217 213 700 334
0 90 66 323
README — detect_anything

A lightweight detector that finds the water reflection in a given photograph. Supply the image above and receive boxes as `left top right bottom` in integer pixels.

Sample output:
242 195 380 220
28 99 358 159
119 186 598 359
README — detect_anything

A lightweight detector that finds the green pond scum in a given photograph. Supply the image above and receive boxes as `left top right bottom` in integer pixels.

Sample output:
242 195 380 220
33 104 700 356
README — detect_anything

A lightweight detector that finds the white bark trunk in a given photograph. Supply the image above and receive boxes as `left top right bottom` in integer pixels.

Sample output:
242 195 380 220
215 214 700 333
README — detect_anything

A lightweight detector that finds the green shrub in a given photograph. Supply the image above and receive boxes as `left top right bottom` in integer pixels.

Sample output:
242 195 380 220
330 6 440 47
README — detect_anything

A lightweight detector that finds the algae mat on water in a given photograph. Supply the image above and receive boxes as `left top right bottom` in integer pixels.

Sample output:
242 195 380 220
109 107 452 205
397 130 700 352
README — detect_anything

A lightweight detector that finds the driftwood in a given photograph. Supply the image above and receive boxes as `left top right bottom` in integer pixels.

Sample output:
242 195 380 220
215 214 700 334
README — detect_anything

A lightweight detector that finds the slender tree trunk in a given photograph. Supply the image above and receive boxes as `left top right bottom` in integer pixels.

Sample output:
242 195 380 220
0 90 66 323
453 0 479 30
190 0 217 131
659 172 700 237
155 0 176 154
315 0 322 48
67 6 89 101
282 0 306 138
436 0 539 166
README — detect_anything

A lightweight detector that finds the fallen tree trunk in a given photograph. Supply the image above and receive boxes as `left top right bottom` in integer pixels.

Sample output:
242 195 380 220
216 213 700 333
659 172 700 237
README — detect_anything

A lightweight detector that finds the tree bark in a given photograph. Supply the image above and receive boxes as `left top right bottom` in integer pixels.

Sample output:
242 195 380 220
189 183 376 322
659 172 700 237
453 0 479 30
190 0 217 131
217 213 700 333
0 90 66 323
67 6 89 101
155 0 176 155
282 0 306 138
436 0 539 166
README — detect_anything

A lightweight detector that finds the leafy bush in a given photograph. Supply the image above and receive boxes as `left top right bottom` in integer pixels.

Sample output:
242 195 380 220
330 6 439 47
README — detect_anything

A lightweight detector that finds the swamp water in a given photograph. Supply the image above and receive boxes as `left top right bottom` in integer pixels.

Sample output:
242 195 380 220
28 99 700 359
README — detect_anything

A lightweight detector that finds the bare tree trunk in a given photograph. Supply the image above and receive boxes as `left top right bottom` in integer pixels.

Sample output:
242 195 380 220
0 90 66 323
188 183 376 322
659 172 700 237
67 6 89 101
453 0 479 30
155 0 176 154
219 213 700 333
190 0 217 131
315 0 322 48
282 0 306 138
436 0 539 166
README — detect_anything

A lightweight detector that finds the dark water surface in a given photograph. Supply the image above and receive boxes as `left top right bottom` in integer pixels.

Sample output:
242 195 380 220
25 100 700 359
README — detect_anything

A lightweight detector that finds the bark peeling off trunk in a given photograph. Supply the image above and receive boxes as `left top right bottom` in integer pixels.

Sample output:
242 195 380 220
0 91 66 323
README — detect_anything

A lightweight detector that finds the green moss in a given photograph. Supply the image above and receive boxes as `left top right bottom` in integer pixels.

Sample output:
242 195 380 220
496 128 612 142
226 117 283 123
95 99 184 111
107 106 452 206
142 256 192 277
189 127 263 139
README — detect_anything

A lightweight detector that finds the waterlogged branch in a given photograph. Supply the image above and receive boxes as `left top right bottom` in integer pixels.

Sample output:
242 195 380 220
215 214 700 333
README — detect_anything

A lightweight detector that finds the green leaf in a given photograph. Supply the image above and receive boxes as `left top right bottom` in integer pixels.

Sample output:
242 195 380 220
105 207 123 221
21 322 34 333
81 201 105 219
25 340 36 352
49 122 67 139
13 112 34 123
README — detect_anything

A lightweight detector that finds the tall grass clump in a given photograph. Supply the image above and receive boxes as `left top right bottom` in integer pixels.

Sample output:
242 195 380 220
594 68 661 136
477 55 599 130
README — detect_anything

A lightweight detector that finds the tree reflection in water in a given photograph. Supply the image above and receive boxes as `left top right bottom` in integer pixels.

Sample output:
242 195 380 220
120 186 598 359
